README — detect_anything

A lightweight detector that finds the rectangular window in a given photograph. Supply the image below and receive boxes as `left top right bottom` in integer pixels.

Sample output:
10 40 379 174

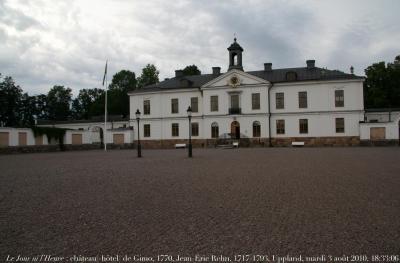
335 90 344 107
252 93 260 110
276 120 285 134
211 124 219 138
210 95 218 112
253 122 261 137
299 119 308 134
191 122 199 137
276 92 284 109
143 100 150 115
231 94 239 108
298 91 307 108
172 123 179 137
335 118 345 133
171 98 179 113
190 97 198 113
143 124 150 137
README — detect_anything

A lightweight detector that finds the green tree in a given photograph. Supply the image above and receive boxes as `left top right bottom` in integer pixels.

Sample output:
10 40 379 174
137 64 159 88
34 94 49 120
364 55 400 108
71 88 104 119
182 64 201 76
107 70 136 117
19 93 37 126
109 70 136 92
46 85 72 121
0 75 23 126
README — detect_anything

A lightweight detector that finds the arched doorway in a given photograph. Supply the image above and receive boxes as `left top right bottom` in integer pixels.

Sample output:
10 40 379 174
231 121 240 139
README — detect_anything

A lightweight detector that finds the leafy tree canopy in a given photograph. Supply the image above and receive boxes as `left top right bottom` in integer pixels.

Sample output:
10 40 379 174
109 70 136 92
182 64 201 76
364 55 400 108
0 75 23 127
137 64 159 88
46 85 72 121
71 88 104 120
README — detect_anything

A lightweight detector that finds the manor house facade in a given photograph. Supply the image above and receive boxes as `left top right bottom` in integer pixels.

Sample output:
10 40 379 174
128 38 365 147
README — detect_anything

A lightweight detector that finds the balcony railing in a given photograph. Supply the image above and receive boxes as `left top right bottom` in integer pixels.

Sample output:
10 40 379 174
229 108 242 114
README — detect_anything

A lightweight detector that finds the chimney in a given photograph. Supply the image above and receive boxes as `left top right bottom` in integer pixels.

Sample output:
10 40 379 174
264 63 272 71
306 60 315 69
175 70 183 77
212 67 221 75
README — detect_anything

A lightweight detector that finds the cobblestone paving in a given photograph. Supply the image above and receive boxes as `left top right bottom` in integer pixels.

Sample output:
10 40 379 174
0 148 399 257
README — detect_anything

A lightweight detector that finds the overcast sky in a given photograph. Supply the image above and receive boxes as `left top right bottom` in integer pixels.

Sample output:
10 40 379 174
0 0 399 96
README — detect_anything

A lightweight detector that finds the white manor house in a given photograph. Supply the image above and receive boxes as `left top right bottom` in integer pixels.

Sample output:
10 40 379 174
128 38 370 148
3 39 399 149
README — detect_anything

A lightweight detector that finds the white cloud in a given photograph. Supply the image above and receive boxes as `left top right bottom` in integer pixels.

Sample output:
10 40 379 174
0 0 399 95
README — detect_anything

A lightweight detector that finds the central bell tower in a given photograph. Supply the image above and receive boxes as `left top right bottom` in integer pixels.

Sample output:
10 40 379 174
227 38 244 71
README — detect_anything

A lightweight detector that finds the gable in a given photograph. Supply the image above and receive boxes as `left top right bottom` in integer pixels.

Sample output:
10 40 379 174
201 69 270 89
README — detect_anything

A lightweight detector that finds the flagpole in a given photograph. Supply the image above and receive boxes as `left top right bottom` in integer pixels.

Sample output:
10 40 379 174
103 60 108 151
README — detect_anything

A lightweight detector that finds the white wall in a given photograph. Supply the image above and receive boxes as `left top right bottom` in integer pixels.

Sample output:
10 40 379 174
64 130 92 144
128 71 365 140
360 122 399 140
105 129 135 144
271 112 363 137
270 80 364 113
0 128 40 146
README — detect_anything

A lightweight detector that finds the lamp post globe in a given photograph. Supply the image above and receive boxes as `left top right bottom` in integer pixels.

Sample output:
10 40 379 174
187 106 192 158
135 109 142 158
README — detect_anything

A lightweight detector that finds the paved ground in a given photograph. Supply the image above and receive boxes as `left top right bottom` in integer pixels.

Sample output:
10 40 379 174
0 148 399 260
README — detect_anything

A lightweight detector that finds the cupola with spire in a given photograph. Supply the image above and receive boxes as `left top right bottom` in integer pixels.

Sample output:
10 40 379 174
227 37 244 71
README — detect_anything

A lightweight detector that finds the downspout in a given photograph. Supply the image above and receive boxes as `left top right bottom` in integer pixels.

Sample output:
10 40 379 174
268 83 273 147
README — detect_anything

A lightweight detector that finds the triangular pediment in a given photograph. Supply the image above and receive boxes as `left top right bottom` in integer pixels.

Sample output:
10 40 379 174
201 69 270 89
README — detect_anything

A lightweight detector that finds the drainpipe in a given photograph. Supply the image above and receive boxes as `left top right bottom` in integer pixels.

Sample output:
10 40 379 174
268 83 273 147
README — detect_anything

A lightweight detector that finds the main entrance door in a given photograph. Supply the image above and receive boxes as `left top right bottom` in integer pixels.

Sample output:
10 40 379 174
231 121 240 139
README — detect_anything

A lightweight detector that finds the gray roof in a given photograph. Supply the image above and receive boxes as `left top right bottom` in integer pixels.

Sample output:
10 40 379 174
129 67 364 94
38 115 129 125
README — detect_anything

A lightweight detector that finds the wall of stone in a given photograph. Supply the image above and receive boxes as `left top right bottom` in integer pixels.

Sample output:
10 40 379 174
271 136 360 147
360 140 399 147
0 143 134 155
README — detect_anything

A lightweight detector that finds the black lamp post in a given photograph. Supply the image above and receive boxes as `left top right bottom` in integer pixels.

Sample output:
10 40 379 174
135 109 142 158
187 106 192 158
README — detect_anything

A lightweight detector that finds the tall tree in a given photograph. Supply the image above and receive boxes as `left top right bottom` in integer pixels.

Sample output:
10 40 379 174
137 64 159 88
182 64 201 76
364 55 400 108
109 70 136 92
34 94 49 120
46 85 72 121
19 93 37 126
0 75 23 126
107 70 137 117
71 88 104 119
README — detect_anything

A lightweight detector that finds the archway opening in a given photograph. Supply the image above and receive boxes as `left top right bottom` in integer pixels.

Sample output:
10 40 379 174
231 121 240 140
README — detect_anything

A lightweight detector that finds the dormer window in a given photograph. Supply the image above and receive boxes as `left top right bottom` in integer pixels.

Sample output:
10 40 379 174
286 71 297 81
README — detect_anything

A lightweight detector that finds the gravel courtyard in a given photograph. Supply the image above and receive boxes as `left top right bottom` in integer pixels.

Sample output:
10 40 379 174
1 148 399 259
